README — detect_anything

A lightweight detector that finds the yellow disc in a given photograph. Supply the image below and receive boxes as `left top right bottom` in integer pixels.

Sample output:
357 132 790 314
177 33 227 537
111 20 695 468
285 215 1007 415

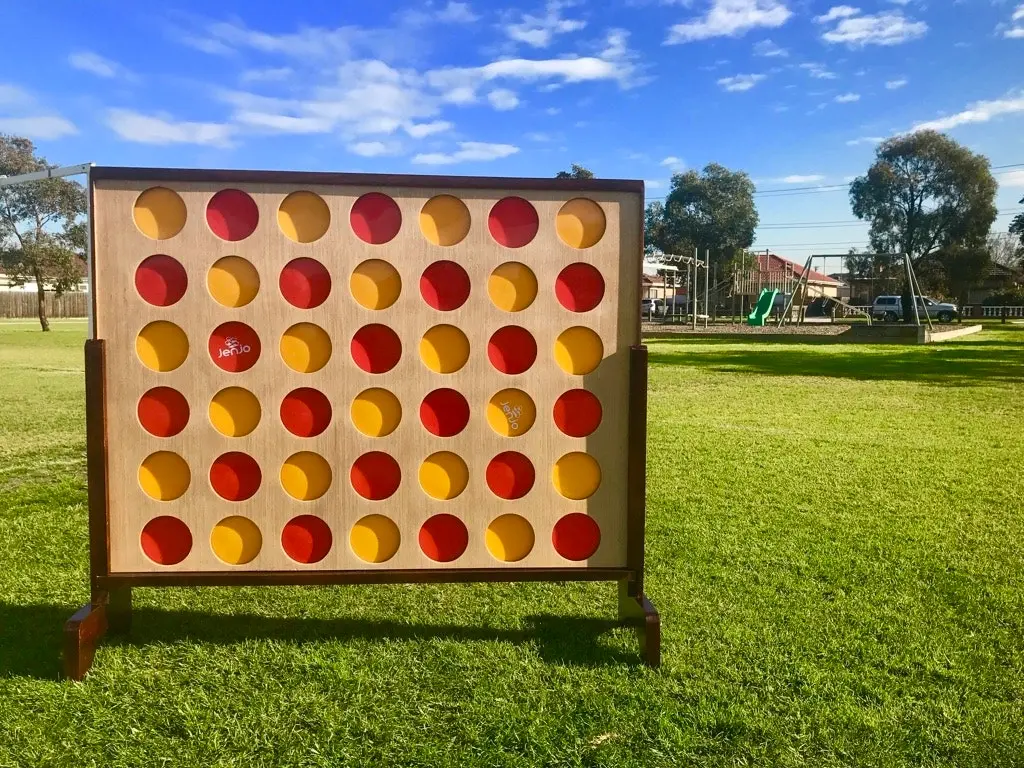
207 256 260 308
136 321 189 372
419 194 471 246
419 325 469 374
552 452 601 500
554 327 604 375
133 187 187 240
211 515 262 565
138 451 190 501
350 259 402 310
486 389 536 437
278 191 330 243
280 323 332 373
350 514 401 563
488 262 537 312
280 451 332 501
556 198 606 249
350 388 402 437
209 387 261 437
419 452 469 500
486 514 535 562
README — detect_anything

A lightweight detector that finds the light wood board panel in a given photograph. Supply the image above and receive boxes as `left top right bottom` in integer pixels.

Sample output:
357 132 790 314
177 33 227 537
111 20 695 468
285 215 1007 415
91 175 642 573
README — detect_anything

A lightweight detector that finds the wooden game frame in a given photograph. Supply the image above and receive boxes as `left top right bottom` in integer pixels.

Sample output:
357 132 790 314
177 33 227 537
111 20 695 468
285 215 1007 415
64 167 659 679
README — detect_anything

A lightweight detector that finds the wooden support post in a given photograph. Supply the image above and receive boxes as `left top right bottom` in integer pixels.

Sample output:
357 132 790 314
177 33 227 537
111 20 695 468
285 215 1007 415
617 578 661 668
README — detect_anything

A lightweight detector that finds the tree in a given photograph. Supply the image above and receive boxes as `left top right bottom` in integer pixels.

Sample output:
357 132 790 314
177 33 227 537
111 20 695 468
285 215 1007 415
986 233 1022 268
644 163 757 267
933 244 991 309
0 135 86 331
555 164 594 179
849 130 997 320
1010 211 1024 259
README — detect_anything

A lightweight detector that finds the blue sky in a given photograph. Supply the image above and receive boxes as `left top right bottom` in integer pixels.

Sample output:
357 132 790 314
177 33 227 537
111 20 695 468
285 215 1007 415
2 0 1022 263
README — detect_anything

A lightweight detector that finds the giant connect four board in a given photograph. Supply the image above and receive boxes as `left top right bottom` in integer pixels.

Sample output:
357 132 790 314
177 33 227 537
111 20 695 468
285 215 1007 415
88 168 645 577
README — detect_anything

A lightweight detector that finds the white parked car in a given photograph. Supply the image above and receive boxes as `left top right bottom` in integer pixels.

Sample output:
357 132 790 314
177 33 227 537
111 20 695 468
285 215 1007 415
872 295 958 323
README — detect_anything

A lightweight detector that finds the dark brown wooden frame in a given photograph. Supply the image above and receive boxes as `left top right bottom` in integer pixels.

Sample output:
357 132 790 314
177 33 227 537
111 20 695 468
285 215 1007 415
64 168 658 679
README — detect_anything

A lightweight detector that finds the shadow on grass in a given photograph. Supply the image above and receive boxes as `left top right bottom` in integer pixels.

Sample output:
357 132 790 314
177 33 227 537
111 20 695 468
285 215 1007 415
0 601 640 679
648 340 1024 384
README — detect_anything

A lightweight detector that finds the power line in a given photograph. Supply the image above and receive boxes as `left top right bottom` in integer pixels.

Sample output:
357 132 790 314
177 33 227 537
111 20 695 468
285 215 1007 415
756 207 1023 230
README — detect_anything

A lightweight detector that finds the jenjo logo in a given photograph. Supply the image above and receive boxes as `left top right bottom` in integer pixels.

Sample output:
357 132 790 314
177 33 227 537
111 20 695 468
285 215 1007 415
501 400 522 431
218 335 252 358
209 322 261 373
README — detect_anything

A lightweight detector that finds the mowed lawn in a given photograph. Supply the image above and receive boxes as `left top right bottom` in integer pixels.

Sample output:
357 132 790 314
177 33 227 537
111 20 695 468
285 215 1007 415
1 319 1022 767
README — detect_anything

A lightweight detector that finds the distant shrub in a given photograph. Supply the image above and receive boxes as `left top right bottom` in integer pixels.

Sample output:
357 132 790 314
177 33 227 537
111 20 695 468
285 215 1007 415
982 291 1024 306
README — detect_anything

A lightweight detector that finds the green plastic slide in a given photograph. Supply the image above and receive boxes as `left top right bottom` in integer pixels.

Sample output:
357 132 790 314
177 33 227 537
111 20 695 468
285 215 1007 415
747 288 778 326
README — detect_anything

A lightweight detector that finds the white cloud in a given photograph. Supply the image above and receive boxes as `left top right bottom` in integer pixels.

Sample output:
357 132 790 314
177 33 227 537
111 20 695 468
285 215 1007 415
800 62 837 79
404 120 452 138
779 174 825 183
666 0 792 43
0 84 32 106
68 51 135 80
885 78 908 89
487 88 520 110
845 136 884 145
660 156 685 169
753 39 788 57
645 180 665 189
998 169 1024 188
106 109 234 146
834 92 860 103
348 141 399 157
437 2 479 23
240 67 293 83
1002 3 1024 38
526 131 552 141
412 141 519 165
909 93 1024 133
0 116 77 139
817 9 927 47
504 1 586 48
545 107 561 115
717 73 766 91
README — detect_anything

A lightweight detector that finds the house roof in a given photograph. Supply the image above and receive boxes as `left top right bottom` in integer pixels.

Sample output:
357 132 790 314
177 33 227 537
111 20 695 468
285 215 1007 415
755 253 839 284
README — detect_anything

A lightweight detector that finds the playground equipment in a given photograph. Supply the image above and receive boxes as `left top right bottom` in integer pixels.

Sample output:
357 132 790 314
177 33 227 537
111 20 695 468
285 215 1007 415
747 288 778 326
644 249 710 329
31 165 660 679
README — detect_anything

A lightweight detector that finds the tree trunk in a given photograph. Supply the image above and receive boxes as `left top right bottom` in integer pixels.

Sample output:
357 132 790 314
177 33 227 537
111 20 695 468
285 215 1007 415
36 279 50 332
900 282 914 324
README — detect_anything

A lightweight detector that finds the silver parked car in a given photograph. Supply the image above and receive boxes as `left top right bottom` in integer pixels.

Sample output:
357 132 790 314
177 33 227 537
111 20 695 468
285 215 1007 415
872 295 958 323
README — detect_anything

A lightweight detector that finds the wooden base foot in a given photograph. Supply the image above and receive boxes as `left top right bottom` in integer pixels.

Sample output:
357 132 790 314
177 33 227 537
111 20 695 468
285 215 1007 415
62 587 132 680
618 580 661 668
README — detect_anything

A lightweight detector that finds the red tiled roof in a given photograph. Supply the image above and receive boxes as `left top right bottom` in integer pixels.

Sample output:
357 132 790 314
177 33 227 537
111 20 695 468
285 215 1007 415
755 253 839 284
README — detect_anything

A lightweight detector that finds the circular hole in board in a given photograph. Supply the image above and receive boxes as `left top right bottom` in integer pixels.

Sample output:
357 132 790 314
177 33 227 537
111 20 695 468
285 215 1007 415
420 260 470 311
211 515 263 565
350 514 400 563
485 452 535 500
351 388 402 437
488 197 539 248
419 388 469 437
207 256 260 309
486 389 536 437
488 262 537 312
351 324 402 374
209 387 262 437
553 327 603 375
137 387 190 437
552 513 601 561
282 515 333 564
141 516 193 566
281 388 333 438
350 452 401 501
350 259 402 310
138 451 191 501
419 514 469 563
280 323 332 373
556 198 606 249
280 451 333 501
133 187 186 240
136 321 189 372
209 452 262 502
486 514 535 562
209 321 261 373
419 195 470 246
419 325 469 374
552 452 601 500
418 452 469 501
351 193 402 245
555 263 605 312
135 255 187 307
206 189 259 241
280 258 332 309
278 191 330 243
552 389 602 437
487 326 537 375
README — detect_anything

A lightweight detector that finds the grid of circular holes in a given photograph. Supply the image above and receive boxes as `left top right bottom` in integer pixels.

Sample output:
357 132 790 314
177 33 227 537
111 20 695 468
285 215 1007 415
420 195 470 246
281 323 332 373
278 191 330 243
350 514 400 564
419 325 469 374
211 516 262 565
488 262 537 312
133 187 186 240
209 387 262 437
552 513 601 561
135 255 187 307
209 452 262 502
282 515 332 564
419 388 469 437
350 452 401 501
487 326 537 375
206 189 259 241
555 263 605 312
281 388 333 438
207 256 260 308
280 258 331 309
136 321 189 372
138 387 190 437
488 197 539 248
350 259 402 310
141 516 193 566
351 324 402 374
350 388 402 438
419 514 469 562
351 192 402 245
420 261 470 311
209 321 261 373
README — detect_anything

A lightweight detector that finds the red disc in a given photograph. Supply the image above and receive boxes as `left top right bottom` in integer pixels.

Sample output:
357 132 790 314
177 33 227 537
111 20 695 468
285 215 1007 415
553 389 603 437
419 514 469 562
137 387 190 437
280 258 331 309
281 515 333 564
350 452 401 500
485 452 535 500
209 452 262 501
135 255 187 307
419 389 470 437
487 326 537 374
552 513 601 561
280 388 332 437
141 516 192 566
351 324 402 373
488 197 539 248
420 261 471 311
209 322 261 373
555 263 605 312
206 189 259 241
351 192 402 244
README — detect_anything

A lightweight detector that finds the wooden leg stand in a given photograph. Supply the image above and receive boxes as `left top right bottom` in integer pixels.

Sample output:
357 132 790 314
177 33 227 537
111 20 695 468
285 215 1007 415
618 579 661 668
62 587 131 680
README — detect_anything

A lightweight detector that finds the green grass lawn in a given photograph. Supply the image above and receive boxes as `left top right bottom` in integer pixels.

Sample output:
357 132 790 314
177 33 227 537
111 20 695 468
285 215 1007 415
1 319 1022 767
